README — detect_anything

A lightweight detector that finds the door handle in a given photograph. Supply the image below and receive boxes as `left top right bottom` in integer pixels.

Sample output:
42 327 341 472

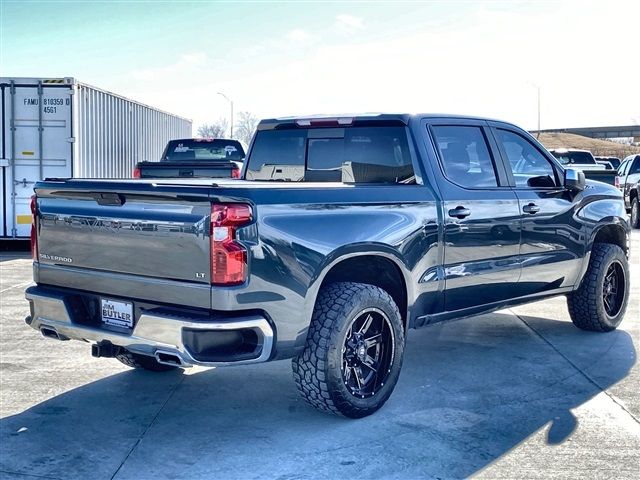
448 206 471 219
523 203 540 214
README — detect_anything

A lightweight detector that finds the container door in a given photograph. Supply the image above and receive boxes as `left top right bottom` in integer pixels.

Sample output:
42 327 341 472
2 82 73 237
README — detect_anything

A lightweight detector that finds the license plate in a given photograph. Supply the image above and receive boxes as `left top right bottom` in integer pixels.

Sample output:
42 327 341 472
101 298 134 329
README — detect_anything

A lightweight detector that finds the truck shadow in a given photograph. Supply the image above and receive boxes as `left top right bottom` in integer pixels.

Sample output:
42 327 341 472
0 314 636 480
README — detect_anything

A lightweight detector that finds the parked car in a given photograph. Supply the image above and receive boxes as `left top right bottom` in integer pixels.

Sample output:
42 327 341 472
617 153 640 228
595 156 621 170
133 138 245 179
595 159 614 170
548 148 617 186
25 114 631 418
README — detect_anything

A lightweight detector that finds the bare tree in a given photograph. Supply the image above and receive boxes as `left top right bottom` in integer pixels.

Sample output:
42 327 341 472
197 118 229 138
234 111 259 147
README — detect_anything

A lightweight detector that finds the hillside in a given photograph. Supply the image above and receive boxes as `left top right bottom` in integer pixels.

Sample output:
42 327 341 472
535 132 640 159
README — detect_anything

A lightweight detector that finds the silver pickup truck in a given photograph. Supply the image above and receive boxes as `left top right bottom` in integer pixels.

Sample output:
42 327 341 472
549 148 618 186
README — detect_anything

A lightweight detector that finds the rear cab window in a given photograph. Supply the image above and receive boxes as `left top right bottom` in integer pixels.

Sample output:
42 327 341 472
162 139 245 161
551 150 596 165
245 126 416 184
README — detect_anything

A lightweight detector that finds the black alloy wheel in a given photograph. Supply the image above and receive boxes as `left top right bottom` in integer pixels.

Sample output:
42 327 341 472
292 282 405 418
341 308 395 399
602 261 625 318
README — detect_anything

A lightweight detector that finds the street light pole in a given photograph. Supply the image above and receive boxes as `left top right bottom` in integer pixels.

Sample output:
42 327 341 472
536 85 541 139
217 92 234 138
528 82 541 138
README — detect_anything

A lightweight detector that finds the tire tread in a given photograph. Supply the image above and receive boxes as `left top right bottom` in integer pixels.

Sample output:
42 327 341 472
567 243 628 332
292 282 403 418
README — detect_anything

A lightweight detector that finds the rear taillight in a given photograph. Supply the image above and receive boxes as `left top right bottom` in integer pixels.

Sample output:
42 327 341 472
615 176 620 189
30 195 38 261
211 204 252 285
132 167 141 178
231 166 241 179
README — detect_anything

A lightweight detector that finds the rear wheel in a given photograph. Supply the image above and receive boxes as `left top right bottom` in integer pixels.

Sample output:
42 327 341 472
292 282 405 418
631 197 639 229
567 243 629 332
115 350 179 372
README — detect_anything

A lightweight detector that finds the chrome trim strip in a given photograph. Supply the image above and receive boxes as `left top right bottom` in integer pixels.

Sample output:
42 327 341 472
25 288 274 367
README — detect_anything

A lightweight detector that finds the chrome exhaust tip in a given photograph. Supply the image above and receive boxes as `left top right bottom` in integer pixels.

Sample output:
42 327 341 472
40 326 69 341
154 350 186 367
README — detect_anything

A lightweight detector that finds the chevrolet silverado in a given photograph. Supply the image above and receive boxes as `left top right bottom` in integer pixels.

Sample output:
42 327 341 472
25 114 631 418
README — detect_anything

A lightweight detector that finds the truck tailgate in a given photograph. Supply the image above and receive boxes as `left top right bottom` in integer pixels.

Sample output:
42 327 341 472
35 181 212 285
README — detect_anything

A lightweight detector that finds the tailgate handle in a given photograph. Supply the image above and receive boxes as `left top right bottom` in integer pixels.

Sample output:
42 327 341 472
96 193 125 206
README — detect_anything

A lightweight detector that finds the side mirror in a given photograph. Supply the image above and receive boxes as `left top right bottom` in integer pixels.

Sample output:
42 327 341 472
564 168 586 192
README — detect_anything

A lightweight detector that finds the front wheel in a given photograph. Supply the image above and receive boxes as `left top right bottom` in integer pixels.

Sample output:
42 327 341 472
292 282 405 418
567 243 630 332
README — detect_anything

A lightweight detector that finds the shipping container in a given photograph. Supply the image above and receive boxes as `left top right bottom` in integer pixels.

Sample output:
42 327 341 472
1 77 192 238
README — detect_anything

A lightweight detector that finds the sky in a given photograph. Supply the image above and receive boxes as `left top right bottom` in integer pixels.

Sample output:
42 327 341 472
1 0 639 132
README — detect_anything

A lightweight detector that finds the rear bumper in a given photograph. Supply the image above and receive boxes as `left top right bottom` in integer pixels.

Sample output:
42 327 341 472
25 286 274 367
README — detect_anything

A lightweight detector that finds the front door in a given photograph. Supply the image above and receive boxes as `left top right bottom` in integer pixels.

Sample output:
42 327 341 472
428 121 522 311
491 126 583 295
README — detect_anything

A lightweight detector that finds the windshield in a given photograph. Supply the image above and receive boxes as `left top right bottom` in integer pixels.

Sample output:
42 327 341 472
245 126 416 184
162 139 245 161
551 151 596 165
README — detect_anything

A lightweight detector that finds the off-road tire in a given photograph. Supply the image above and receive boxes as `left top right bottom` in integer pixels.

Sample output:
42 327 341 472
567 243 629 332
115 350 178 372
631 197 639 229
292 282 405 418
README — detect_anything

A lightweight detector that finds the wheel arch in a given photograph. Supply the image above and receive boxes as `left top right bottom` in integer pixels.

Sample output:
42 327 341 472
574 220 630 290
297 246 413 349
590 222 629 256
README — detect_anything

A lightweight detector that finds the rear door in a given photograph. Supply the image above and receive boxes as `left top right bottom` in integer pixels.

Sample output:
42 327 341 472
491 125 584 295
1 81 73 237
426 119 521 311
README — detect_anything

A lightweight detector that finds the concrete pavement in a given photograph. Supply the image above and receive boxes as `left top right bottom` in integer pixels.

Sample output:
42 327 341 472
0 232 638 479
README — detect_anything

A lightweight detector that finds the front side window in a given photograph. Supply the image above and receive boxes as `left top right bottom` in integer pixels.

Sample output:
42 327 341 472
245 126 415 184
431 125 498 188
619 160 629 176
496 130 557 188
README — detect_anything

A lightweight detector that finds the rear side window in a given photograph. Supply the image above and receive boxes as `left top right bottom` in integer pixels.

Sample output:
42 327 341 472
246 126 415 184
163 139 245 161
551 151 596 165
618 160 629 176
496 130 557 188
431 126 498 188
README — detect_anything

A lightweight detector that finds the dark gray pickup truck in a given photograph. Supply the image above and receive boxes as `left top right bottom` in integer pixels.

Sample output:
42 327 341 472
133 138 245 179
26 114 631 418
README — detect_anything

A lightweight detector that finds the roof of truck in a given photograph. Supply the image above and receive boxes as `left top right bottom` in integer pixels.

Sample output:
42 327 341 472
548 148 592 153
257 113 511 130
